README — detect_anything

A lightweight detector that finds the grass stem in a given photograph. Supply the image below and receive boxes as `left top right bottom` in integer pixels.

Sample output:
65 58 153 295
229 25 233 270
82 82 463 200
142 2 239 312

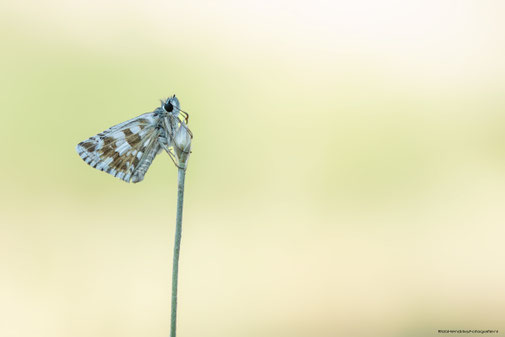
170 166 186 337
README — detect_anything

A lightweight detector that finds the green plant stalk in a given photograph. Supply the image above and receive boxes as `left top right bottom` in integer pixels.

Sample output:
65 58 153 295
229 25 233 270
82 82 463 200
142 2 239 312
170 165 186 337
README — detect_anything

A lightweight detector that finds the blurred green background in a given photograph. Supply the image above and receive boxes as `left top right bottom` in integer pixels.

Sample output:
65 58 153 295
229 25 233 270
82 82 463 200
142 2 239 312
1 1 505 336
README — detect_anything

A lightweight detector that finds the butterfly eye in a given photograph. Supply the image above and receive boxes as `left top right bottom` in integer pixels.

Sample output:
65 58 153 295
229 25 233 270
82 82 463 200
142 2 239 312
164 101 174 112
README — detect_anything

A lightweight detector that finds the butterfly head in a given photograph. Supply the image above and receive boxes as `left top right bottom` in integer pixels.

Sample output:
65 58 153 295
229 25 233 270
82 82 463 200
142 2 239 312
162 95 180 116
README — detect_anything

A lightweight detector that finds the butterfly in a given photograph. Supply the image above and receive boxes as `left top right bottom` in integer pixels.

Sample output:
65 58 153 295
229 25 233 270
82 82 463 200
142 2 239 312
76 95 192 183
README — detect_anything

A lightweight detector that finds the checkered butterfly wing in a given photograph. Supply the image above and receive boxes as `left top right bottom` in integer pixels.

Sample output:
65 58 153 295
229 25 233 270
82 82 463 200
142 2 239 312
76 112 164 183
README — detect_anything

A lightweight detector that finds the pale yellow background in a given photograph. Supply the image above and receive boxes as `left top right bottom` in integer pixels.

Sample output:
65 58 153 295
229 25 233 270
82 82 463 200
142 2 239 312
1 1 505 336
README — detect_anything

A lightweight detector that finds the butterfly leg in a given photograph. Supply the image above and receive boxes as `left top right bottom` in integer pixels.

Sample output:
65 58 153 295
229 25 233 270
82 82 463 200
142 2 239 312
180 111 189 124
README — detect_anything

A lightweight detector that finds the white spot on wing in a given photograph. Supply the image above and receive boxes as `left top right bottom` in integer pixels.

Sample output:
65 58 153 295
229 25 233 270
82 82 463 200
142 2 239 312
96 139 104 150
96 157 113 171
116 142 131 155
113 132 124 139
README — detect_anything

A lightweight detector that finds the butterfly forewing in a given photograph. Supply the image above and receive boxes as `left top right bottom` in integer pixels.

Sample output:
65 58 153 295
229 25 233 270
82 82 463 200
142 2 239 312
76 112 164 183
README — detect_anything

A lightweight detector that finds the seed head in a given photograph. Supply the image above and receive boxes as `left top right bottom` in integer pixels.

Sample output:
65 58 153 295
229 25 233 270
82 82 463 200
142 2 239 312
174 122 192 166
